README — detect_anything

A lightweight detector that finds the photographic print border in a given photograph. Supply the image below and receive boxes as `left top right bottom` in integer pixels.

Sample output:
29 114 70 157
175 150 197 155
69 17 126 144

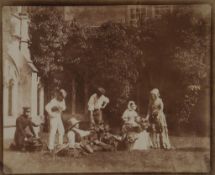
0 0 214 174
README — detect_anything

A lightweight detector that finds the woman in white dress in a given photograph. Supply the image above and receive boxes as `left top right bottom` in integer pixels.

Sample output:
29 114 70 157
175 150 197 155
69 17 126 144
146 88 171 149
122 101 152 150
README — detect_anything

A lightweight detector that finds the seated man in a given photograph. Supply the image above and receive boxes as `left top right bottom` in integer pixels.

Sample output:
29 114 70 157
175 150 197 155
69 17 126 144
10 107 39 151
66 118 91 148
66 118 115 153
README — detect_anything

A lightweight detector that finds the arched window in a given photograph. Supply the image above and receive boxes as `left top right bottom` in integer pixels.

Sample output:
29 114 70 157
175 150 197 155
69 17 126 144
8 79 14 116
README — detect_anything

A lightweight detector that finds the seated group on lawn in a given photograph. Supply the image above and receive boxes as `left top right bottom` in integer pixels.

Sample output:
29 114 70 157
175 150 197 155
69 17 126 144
10 87 171 155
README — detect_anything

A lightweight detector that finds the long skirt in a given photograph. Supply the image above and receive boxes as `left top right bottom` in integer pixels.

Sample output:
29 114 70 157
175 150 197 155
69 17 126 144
149 112 171 149
132 131 152 150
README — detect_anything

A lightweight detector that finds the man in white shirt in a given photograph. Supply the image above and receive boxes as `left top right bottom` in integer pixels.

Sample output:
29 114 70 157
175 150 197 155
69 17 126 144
45 89 67 151
88 87 109 127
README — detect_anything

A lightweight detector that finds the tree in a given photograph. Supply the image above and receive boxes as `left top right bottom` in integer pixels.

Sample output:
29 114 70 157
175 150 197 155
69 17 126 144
28 6 211 133
28 7 69 97
135 6 210 131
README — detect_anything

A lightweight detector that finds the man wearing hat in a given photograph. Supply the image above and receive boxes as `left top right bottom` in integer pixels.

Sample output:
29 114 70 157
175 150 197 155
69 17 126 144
66 118 91 148
45 89 67 151
88 87 110 127
12 107 39 151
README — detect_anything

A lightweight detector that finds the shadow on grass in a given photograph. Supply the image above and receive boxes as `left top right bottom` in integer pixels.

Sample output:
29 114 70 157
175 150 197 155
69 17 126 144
176 147 210 152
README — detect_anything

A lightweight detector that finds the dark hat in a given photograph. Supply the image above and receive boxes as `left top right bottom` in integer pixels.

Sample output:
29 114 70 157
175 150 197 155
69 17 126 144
23 107 30 113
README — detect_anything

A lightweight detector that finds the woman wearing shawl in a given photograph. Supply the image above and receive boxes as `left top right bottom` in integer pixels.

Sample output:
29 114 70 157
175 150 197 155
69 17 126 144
146 88 171 149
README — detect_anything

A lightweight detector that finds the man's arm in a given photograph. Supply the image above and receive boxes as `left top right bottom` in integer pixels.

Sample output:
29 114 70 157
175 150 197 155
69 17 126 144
45 99 56 117
31 121 39 127
101 96 110 109
28 121 36 137
88 94 95 111
59 99 66 112
90 111 95 125
88 95 96 125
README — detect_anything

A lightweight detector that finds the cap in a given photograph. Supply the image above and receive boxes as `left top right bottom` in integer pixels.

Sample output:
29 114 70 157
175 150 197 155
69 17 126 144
23 107 30 113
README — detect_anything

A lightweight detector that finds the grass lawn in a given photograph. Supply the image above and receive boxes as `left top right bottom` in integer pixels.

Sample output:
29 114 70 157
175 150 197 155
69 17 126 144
3 134 210 174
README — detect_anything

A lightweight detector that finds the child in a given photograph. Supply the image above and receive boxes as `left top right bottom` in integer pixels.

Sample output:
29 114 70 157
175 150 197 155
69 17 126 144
146 88 171 149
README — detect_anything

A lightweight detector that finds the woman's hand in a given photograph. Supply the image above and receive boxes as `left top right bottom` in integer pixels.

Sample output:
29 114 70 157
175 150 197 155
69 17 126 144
135 116 141 123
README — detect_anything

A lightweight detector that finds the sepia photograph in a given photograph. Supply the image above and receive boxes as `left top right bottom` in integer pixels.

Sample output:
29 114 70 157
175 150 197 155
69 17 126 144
2 3 212 174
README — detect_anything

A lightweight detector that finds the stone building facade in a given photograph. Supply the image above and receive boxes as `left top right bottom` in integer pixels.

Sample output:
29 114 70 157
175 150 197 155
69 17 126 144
3 6 44 139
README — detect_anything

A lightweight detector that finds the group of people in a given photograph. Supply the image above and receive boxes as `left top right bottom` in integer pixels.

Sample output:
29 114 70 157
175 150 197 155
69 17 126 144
121 88 171 150
10 86 171 154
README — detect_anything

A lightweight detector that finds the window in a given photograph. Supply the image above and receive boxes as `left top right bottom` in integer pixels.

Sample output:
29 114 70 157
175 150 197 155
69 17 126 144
154 6 171 17
147 7 153 17
141 7 147 17
130 8 135 19
8 79 14 116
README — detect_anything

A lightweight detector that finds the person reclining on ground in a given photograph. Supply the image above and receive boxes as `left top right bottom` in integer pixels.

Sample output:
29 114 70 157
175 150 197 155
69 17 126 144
66 118 91 148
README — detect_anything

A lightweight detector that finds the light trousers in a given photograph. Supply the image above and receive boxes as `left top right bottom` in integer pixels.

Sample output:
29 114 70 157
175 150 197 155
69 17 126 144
67 131 75 148
48 116 65 150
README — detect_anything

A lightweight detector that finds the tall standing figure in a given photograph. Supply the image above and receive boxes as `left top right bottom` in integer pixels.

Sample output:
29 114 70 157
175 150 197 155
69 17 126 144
88 87 109 127
45 89 67 151
146 88 171 149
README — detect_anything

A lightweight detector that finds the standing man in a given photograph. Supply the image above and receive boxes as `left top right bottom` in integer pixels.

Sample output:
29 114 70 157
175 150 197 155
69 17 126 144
88 87 109 127
11 107 39 151
45 89 67 152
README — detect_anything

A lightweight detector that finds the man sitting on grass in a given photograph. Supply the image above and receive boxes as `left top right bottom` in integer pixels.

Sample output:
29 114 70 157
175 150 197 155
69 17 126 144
10 107 40 151
66 117 91 149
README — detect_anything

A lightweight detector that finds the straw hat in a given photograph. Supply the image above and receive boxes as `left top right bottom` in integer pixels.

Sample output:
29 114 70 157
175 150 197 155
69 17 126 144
97 87 106 95
68 118 80 129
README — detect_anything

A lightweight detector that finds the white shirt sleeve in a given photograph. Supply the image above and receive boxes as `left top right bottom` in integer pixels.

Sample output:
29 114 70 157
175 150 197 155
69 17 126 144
103 96 110 104
60 99 66 111
100 95 109 108
88 94 96 111
122 110 129 122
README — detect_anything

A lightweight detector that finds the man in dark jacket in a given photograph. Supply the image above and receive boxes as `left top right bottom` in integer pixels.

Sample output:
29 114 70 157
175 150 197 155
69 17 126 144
12 107 39 151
